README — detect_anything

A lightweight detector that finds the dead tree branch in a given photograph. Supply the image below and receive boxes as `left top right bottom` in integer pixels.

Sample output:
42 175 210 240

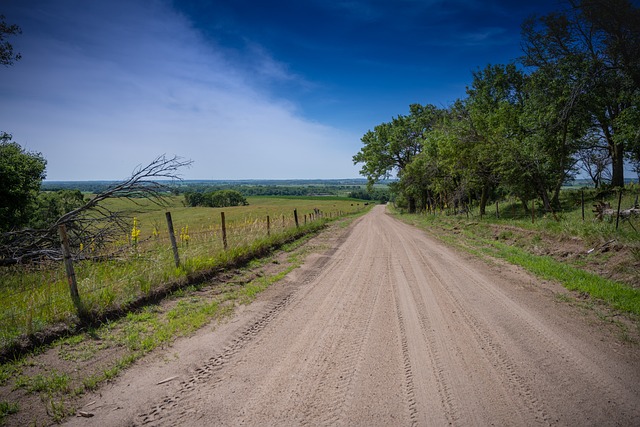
0 155 192 265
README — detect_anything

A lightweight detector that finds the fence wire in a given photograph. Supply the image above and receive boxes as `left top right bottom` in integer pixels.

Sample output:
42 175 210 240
0 207 352 351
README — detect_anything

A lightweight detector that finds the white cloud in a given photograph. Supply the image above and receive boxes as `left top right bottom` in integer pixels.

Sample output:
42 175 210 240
0 0 360 180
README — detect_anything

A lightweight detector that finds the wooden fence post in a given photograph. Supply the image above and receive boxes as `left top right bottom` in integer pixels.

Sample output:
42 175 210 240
267 215 270 236
221 211 228 250
496 201 500 219
165 212 180 267
532 199 536 224
58 224 85 318
294 209 299 228
615 190 623 230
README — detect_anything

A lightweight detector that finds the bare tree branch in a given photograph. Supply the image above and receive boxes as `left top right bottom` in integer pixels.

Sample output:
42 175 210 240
0 154 192 265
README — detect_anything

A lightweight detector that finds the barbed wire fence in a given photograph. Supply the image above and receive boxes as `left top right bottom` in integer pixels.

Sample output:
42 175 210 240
0 203 358 355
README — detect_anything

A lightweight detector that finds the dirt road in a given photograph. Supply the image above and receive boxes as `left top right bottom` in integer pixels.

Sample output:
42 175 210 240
68 205 640 426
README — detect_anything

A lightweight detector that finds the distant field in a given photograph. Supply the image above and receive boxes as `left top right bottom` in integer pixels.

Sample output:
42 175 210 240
101 195 366 239
0 196 370 354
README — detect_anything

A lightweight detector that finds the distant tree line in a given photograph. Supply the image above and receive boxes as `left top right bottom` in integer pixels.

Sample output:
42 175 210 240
347 188 390 203
353 0 640 214
177 184 367 198
184 190 248 208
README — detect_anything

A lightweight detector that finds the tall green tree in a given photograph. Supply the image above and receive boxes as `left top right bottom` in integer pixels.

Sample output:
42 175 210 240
520 64 591 208
521 0 640 187
30 190 85 229
0 133 47 231
353 104 440 212
465 64 526 214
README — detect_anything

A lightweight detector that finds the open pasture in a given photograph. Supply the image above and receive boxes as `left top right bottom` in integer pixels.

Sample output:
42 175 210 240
0 196 367 354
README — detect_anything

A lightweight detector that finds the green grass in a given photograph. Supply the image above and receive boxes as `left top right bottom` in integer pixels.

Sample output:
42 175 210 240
487 240 640 315
0 401 19 425
0 196 367 355
14 370 71 394
461 187 640 245
391 200 640 318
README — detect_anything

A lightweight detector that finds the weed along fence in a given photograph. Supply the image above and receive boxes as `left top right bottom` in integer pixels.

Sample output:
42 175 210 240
0 202 364 355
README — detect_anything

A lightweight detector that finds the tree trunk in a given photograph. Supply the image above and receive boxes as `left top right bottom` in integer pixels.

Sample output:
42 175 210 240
551 176 564 211
479 184 489 216
408 196 416 214
611 142 625 187
539 187 552 212
532 172 552 212
420 190 429 212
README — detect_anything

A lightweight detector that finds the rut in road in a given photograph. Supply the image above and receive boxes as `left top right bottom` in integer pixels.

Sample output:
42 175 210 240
69 205 640 426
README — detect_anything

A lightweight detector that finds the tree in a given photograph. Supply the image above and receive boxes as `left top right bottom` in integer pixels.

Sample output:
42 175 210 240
521 0 640 187
517 64 589 209
185 189 248 208
576 145 612 187
30 190 85 229
0 14 21 66
0 133 47 232
184 192 205 207
353 104 440 212
465 64 526 214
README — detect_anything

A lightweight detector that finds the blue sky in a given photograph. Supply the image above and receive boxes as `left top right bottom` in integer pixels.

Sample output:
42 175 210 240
1 0 563 181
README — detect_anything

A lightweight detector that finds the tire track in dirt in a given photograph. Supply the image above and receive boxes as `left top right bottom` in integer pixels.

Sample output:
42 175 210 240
138 214 384 426
296 268 383 426
385 215 546 425
135 222 365 426
426 248 639 425
389 255 419 427
136 290 297 425
383 210 639 425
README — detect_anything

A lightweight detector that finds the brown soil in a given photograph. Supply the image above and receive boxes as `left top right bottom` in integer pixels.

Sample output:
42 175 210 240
49 205 640 426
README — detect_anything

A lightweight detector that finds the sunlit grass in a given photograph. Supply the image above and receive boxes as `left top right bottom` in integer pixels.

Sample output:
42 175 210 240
0 196 367 353
459 187 640 245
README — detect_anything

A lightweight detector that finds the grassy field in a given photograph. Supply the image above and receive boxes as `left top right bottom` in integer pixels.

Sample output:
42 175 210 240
0 196 368 355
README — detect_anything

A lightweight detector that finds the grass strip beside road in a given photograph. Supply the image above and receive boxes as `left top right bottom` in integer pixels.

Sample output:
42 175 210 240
488 240 640 316
391 208 640 318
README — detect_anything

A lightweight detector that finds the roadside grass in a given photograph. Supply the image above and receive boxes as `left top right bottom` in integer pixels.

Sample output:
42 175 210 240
0 196 368 359
390 202 640 319
0 209 366 426
488 241 640 315
0 401 18 425
458 187 640 245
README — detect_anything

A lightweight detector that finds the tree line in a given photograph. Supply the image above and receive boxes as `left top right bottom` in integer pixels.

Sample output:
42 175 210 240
184 190 248 208
353 0 640 214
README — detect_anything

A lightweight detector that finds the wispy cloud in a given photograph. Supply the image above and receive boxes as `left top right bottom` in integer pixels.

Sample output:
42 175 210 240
456 26 510 45
0 0 360 180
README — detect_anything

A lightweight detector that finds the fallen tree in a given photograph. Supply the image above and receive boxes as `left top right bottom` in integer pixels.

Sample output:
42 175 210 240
593 201 640 221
